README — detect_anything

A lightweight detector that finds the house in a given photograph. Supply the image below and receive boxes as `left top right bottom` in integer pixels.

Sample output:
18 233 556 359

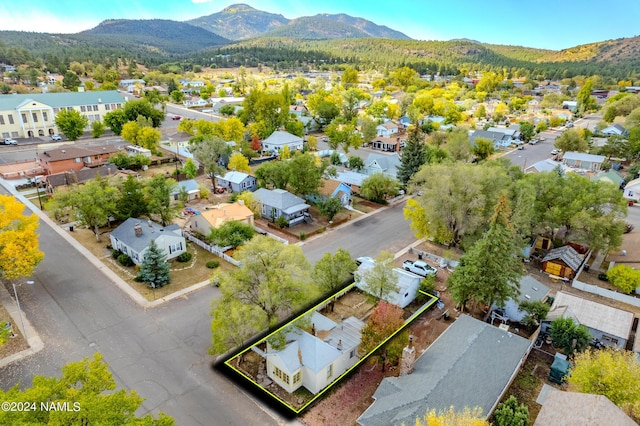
37 143 123 175
524 159 569 174
590 170 624 187
354 258 422 308
398 116 411 128
363 153 401 179
542 291 634 349
261 131 304 154
215 171 257 193
601 123 626 136
357 315 532 426
623 177 640 202
0 91 125 139
44 164 121 194
118 79 146 89
335 171 367 193
562 101 577 112
376 121 399 137
501 276 550 323
253 188 310 226
263 311 364 394
534 390 636 426
188 202 254 235
308 179 352 207
183 97 208 108
289 105 308 117
470 129 513 148
171 179 200 202
541 245 584 279
562 152 606 172
370 136 404 152
109 218 186 265
487 125 521 141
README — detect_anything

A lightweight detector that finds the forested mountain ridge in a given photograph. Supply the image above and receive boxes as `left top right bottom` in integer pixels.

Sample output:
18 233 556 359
315 13 410 40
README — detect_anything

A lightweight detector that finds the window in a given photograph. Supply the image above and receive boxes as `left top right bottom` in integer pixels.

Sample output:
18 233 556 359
21 113 27 122
1 132 8 138
11 132 18 137
67 107 73 111
0 115 4 125
53 108 59 114
326 364 333 379
169 242 183 254
8 115 13 124
273 366 290 385
350 350 355 358
43 112 48 121
80 106 86 112
105 104 111 111
293 371 301 385
74 157 82 163
32 113 38 122
93 105 98 111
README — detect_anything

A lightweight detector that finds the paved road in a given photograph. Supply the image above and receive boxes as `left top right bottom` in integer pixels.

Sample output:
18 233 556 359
301 200 416 264
0 191 282 425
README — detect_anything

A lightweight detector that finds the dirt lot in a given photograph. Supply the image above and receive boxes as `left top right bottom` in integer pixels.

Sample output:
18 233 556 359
0 297 29 360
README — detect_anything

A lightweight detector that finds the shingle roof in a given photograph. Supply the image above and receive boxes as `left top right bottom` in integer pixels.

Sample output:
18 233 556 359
549 291 634 340
45 165 120 188
525 159 569 173
173 179 199 194
253 188 308 210
110 217 181 253
534 391 636 426
365 153 400 175
541 246 583 271
39 144 122 162
0 90 125 110
357 315 531 426
217 171 252 185
335 171 367 187
517 275 550 304
562 152 606 163
261 131 303 147
198 202 253 228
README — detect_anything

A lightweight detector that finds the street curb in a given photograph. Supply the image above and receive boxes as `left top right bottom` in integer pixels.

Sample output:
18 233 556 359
0 282 44 368
0 181 213 310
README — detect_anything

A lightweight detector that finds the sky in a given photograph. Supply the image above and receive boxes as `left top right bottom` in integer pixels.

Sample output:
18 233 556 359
2 0 640 51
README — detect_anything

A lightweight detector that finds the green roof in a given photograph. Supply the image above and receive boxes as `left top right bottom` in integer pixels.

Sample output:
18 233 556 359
0 91 125 110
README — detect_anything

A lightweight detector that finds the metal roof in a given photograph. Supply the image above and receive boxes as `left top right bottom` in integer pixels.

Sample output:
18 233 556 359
0 90 125 110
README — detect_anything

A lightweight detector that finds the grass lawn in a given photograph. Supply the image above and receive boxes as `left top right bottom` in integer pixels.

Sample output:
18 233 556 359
68 227 234 301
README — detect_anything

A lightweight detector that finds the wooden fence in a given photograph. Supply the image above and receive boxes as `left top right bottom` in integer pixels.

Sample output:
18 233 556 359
183 232 240 266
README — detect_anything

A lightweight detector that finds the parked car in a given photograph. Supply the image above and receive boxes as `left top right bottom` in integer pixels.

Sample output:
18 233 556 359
171 115 182 121
403 260 437 277
517 145 525 150
2 138 17 145
51 134 62 141
529 138 539 145
551 149 560 155
355 256 374 266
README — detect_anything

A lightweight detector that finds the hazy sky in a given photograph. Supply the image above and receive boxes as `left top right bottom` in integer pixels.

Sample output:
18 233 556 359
2 0 639 50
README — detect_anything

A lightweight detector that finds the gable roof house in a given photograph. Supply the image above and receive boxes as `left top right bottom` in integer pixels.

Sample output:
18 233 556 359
623 177 640 202
535 390 637 426
376 121 399 137
590 170 624 187
542 291 634 349
253 188 310 226
524 159 569 174
183 96 208 108
370 136 405 153
109 218 186 265
363 153 401 179
307 179 352 207
44 164 121 194
541 245 584 279
261 131 304 154
357 315 532 426
171 179 200 202
188 202 254 236
263 311 364 395
601 123 626 136
561 152 606 172
354 257 422 308
470 129 513 148
215 171 257 193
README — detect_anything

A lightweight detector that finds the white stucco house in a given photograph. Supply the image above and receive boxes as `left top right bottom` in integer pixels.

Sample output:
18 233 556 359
376 121 399 137
109 218 186 265
261 131 304 154
263 311 364 394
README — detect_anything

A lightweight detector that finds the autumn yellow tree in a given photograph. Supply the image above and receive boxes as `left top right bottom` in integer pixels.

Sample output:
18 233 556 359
0 195 44 279
568 348 640 419
415 406 488 426
227 152 251 173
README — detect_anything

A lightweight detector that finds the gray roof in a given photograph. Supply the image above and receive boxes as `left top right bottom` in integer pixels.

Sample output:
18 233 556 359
173 179 199 194
562 152 605 163
254 188 309 211
365 153 400 176
110 217 181 253
357 315 531 426
46 165 120 188
0 91 125 110
525 159 569 174
517 275 550 304
542 246 582 271
262 131 303 147
217 171 252 184
336 171 367 187
534 391 636 426
470 130 511 142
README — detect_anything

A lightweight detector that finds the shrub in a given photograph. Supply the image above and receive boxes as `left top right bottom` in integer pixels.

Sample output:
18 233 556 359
0 322 12 345
299 232 307 241
275 215 289 229
606 264 640 294
117 253 134 267
177 252 193 262
598 273 609 281
111 249 122 260
206 260 220 269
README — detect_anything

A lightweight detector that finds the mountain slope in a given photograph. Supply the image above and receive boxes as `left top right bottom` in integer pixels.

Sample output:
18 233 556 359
186 4 288 40
81 19 229 52
261 16 373 40
316 13 410 39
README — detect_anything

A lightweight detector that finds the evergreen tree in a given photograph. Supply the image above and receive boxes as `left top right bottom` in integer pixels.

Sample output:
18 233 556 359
137 240 171 289
397 126 426 186
493 396 529 426
447 194 524 317
117 175 147 219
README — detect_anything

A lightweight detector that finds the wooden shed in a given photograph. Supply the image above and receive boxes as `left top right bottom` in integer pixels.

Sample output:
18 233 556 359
541 246 583 279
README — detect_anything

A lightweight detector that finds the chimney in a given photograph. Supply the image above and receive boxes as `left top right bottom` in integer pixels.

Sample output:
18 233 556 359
337 339 342 350
147 220 153 227
134 223 142 237
400 336 416 376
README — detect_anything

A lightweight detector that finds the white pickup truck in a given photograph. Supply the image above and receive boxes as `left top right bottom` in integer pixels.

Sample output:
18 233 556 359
2 138 17 145
403 260 437 277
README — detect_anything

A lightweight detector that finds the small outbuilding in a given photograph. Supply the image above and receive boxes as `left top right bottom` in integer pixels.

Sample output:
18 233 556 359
541 246 583 279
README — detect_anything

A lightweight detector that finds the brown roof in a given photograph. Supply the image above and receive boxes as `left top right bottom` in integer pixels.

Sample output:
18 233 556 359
318 179 341 197
372 136 402 145
46 165 121 188
199 203 254 228
39 144 122 162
